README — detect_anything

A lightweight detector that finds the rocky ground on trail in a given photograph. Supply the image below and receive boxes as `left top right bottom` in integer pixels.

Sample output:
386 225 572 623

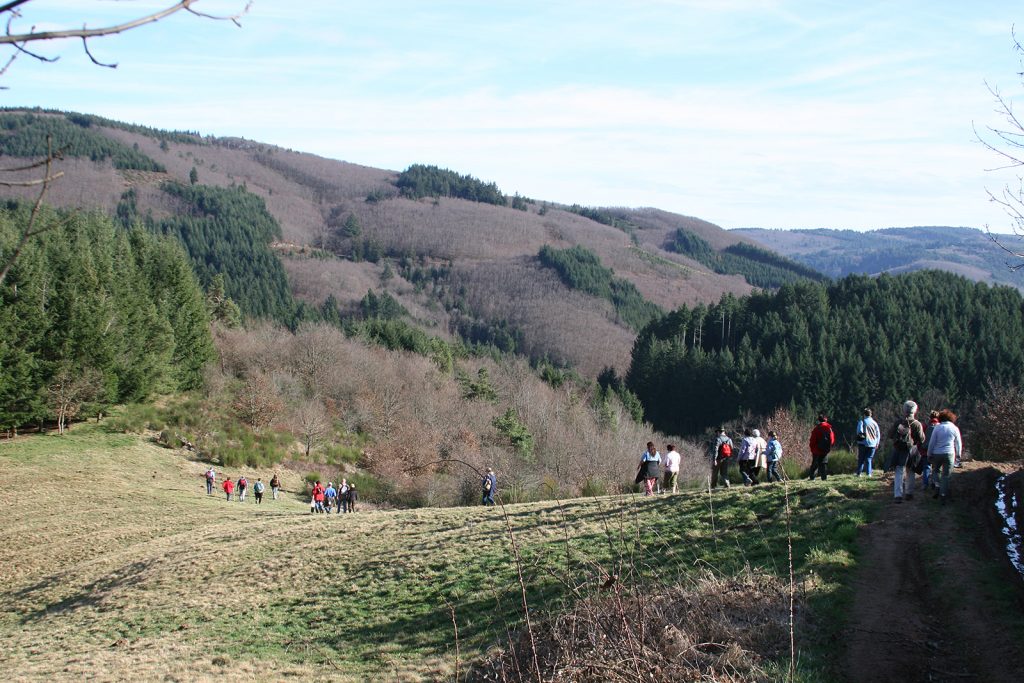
844 460 1024 683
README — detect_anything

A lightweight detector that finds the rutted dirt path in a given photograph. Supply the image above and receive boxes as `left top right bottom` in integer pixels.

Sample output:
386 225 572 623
844 461 1024 683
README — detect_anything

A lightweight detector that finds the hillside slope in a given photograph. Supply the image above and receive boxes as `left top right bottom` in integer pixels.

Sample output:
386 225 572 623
736 226 1024 290
0 110 778 376
1 425 884 681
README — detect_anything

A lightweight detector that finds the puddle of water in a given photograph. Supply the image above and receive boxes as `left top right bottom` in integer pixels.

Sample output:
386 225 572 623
994 474 1024 579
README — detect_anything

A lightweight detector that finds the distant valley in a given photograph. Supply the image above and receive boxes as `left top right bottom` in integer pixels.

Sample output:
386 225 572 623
735 226 1024 290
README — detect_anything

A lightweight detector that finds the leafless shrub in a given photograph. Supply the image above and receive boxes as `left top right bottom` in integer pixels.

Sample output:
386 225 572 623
966 382 1024 461
762 407 814 471
232 372 282 433
472 569 797 682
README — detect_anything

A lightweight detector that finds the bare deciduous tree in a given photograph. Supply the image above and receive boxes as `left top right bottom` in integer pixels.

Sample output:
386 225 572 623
294 398 329 457
977 30 1024 269
47 364 102 434
233 372 282 432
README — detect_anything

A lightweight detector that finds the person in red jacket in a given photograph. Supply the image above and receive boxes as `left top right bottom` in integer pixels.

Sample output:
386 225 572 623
807 413 835 481
311 480 326 514
222 477 235 502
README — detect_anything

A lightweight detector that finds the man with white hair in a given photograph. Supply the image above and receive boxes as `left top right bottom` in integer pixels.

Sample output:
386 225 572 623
888 400 926 502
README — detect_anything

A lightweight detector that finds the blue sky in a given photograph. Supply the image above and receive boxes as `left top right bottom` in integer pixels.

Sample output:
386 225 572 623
3 0 1023 231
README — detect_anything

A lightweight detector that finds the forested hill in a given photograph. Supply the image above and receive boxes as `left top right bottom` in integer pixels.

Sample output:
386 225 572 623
627 270 1024 438
0 109 817 377
736 226 1023 290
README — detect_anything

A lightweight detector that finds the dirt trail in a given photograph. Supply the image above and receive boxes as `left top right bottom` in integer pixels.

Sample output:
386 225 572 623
844 461 1024 683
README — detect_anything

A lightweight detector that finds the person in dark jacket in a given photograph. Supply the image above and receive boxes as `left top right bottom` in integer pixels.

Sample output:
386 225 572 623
482 468 497 506
637 442 661 496
807 414 835 481
888 400 926 502
346 483 358 512
711 428 734 489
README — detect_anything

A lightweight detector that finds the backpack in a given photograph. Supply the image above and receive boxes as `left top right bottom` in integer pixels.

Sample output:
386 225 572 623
816 427 832 454
766 440 778 460
238 477 247 488
895 419 915 450
483 477 492 491
717 441 732 459
206 469 215 480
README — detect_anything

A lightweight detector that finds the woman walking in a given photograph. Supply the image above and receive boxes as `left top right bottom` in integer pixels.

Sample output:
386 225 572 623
926 409 962 505
637 442 661 496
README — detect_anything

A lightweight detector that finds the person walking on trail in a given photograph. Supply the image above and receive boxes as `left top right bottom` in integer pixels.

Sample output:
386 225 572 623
921 410 940 492
253 478 265 505
237 476 248 503
663 444 681 494
637 442 661 496
888 400 926 502
738 429 757 486
204 467 216 495
855 408 881 477
711 428 734 489
311 480 325 513
808 414 835 481
482 468 497 506
346 483 358 512
338 478 349 513
324 482 337 513
222 477 234 502
927 409 962 505
765 431 784 482
751 429 767 483
269 472 281 500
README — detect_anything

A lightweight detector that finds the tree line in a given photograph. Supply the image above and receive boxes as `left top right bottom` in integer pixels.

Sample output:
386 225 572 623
0 204 213 434
0 111 165 172
538 244 663 331
665 227 825 289
119 182 299 323
395 164 507 206
627 270 1024 438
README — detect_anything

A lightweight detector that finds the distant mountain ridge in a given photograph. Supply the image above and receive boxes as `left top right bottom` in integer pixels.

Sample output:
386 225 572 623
734 226 1023 290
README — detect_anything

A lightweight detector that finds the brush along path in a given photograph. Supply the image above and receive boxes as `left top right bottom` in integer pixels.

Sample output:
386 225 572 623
843 462 1024 683
1 426 880 681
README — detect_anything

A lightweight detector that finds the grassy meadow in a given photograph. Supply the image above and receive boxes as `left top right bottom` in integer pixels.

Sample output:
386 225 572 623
0 425 882 681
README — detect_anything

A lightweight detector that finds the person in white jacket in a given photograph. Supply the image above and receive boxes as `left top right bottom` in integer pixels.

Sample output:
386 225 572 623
926 409 962 504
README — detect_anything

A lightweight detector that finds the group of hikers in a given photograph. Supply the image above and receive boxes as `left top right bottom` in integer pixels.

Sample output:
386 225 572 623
635 400 963 501
204 467 281 504
308 479 359 513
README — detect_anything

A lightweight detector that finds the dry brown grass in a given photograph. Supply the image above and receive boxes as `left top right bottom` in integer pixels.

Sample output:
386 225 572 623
472 570 798 683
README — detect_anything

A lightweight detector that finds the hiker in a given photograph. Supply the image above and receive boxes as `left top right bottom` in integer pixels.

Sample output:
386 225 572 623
636 442 661 496
807 414 835 481
711 428 734 488
270 472 281 500
663 444 681 494
237 475 248 503
752 429 768 483
346 483 358 512
204 467 216 495
738 429 757 486
765 431 784 482
338 478 349 513
325 481 337 513
222 477 234 502
888 400 926 502
921 410 940 491
253 478 265 504
311 480 325 513
482 468 497 506
927 409 962 505
855 408 881 477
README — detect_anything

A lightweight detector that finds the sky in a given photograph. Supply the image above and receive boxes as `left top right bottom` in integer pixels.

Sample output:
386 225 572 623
2 0 1024 231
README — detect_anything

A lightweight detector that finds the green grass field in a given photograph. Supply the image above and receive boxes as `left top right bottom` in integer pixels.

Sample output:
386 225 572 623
0 425 882 681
